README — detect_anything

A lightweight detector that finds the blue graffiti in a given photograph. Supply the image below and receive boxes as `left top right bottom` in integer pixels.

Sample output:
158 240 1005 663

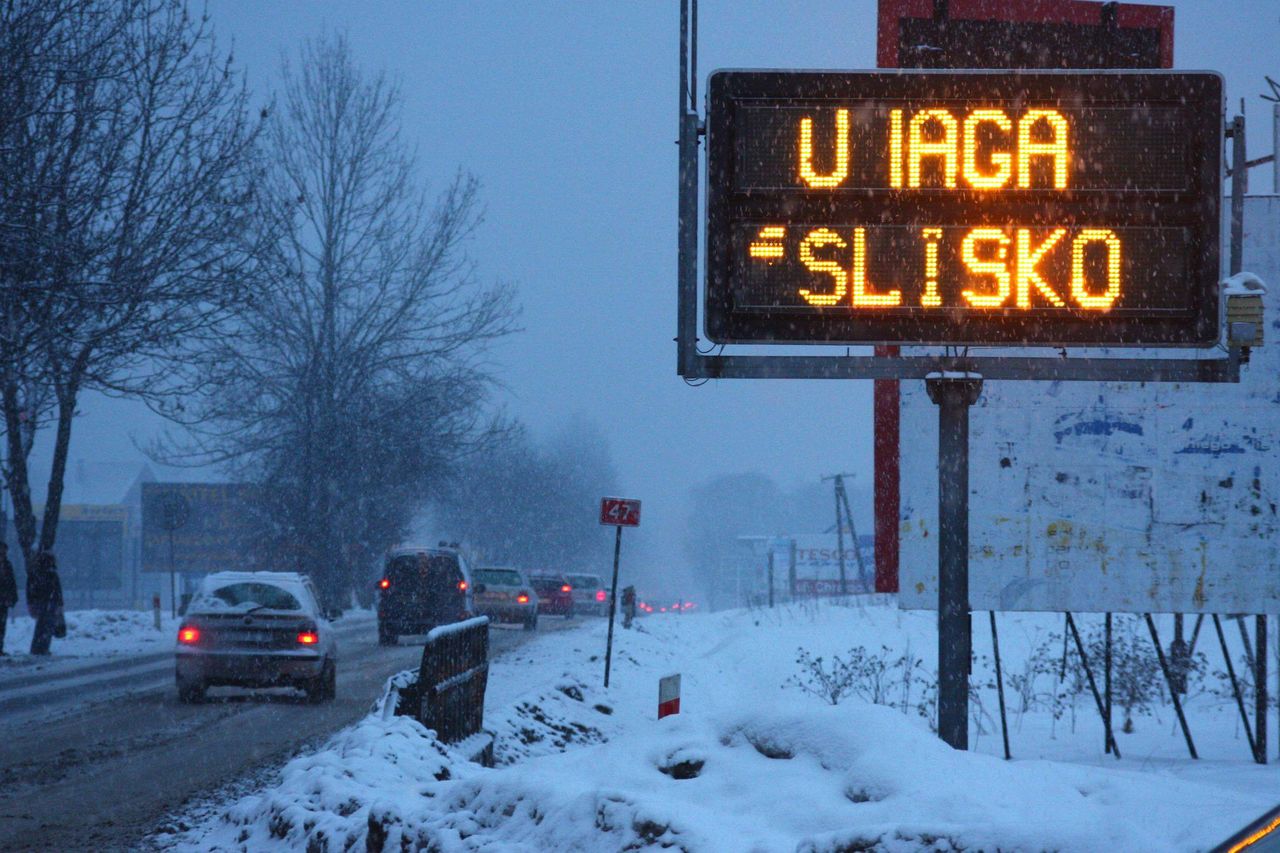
1176 440 1246 456
1053 419 1143 443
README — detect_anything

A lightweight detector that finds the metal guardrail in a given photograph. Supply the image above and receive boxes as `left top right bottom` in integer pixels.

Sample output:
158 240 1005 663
400 616 490 743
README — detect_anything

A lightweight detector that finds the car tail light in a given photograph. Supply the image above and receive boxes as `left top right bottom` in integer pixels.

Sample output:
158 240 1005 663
595 589 606 602
297 631 319 645
458 580 469 592
561 584 571 593
378 578 390 590
178 626 200 645
516 592 530 604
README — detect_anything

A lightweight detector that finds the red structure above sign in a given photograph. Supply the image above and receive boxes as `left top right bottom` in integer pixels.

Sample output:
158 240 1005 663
600 497 641 527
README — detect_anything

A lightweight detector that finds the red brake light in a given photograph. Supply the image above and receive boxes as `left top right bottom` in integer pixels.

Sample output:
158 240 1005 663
378 578 390 589
595 589 606 602
561 584 571 593
458 580 469 592
297 631 318 645
178 627 200 644
517 592 530 604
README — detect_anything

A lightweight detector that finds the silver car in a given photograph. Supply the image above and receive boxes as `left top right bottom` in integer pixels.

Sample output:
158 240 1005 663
472 566 539 630
566 573 610 617
174 571 337 703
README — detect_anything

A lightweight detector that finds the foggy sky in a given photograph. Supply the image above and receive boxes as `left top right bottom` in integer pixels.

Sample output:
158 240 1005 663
34 1 1280 576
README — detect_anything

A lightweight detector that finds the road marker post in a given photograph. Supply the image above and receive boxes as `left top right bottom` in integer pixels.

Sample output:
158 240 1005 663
659 673 681 719
600 497 641 688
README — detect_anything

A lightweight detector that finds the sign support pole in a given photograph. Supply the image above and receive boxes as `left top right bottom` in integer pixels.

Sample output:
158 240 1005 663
927 374 982 750
604 524 623 688
167 527 177 619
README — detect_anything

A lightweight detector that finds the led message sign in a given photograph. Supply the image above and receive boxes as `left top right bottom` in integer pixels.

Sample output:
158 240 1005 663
705 71 1222 346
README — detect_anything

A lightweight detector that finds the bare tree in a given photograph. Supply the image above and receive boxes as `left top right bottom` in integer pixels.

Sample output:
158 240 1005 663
436 417 620 571
167 33 516 606
0 0 261 573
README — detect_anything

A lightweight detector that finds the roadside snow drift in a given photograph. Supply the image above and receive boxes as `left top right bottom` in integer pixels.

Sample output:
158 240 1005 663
0 609 180 663
164 602 1276 852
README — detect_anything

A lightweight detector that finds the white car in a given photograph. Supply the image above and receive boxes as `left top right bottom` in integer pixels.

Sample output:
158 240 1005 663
566 573 610 617
174 571 337 703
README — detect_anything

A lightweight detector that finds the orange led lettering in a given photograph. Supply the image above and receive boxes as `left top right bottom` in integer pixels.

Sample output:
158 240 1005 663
1071 228 1122 310
889 109 904 188
851 227 901 307
1017 110 1069 189
749 226 785 260
962 109 1013 189
799 109 849 188
960 228 1011 307
1015 228 1067 307
921 227 942 306
798 228 847 306
908 109 958 188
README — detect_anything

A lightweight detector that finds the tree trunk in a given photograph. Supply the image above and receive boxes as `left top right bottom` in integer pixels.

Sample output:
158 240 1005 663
38 371 81 555
2 377 40 573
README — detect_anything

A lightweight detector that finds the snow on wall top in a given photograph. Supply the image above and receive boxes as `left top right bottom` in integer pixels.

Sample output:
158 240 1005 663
900 197 1280 614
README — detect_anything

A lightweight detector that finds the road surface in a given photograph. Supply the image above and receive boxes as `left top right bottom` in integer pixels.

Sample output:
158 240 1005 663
0 617 564 851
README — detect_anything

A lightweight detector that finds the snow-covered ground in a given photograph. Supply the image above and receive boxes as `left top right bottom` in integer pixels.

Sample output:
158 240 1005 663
0 608 182 666
161 599 1279 851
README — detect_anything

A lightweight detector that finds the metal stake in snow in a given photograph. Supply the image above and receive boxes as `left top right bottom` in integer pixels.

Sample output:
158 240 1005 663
658 673 681 719
600 497 641 688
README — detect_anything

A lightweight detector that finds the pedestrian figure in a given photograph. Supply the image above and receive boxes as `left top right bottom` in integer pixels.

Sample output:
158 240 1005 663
27 551 64 656
0 543 16 656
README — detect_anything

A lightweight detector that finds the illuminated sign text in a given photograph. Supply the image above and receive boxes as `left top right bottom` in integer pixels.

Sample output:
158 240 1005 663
706 71 1222 346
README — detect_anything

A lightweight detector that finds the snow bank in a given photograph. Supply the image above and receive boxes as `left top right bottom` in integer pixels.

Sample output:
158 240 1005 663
0 608 180 663
166 602 1276 851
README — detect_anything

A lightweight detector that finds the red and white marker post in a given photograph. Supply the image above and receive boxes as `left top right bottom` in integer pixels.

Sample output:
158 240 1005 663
600 497 641 687
658 673 681 719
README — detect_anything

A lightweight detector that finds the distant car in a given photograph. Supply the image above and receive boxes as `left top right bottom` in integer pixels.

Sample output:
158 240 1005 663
174 571 337 704
376 545 476 645
529 573 575 618
566 573 610 617
472 566 539 630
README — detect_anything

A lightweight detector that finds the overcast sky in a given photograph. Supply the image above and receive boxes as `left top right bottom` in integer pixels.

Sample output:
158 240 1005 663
37 0 1280 568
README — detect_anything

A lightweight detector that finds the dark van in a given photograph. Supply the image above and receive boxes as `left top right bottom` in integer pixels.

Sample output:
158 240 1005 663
376 546 476 645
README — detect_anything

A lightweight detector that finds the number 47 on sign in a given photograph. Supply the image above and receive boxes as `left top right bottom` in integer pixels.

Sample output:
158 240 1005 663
600 497 641 527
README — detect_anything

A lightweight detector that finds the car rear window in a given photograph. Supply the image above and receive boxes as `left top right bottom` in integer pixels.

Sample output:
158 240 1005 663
475 568 522 586
197 582 302 612
531 576 563 590
567 575 600 589
387 553 461 586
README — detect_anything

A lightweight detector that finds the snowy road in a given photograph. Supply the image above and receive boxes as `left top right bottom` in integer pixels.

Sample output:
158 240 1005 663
0 616 573 851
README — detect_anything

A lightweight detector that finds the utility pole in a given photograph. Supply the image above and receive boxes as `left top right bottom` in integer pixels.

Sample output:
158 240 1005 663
822 473 868 593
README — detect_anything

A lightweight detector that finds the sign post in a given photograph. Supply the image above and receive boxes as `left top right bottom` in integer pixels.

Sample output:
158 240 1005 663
158 493 189 618
927 373 983 749
600 497 641 687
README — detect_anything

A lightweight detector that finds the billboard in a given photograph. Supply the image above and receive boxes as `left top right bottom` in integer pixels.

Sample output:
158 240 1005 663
772 534 876 595
704 70 1221 346
141 483 258 574
899 198 1280 614
7 505 128 592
